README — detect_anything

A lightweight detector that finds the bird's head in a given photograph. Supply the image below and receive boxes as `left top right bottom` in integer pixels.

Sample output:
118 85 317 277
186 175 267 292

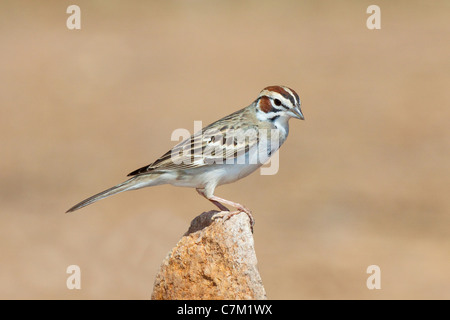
255 85 304 122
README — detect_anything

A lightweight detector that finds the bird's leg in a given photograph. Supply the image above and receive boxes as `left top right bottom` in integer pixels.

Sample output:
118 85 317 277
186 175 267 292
209 195 255 230
196 188 229 212
196 189 255 231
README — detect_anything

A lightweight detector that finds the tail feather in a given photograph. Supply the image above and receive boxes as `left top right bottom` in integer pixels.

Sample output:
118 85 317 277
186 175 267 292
66 178 138 213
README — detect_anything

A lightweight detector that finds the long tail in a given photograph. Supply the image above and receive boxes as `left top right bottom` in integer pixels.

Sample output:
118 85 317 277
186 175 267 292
66 176 149 213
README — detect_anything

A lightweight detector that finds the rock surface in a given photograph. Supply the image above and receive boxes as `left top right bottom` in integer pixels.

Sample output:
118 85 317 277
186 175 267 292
151 211 267 300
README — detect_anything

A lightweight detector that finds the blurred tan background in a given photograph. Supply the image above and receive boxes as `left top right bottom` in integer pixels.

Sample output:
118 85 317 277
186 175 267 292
1 0 449 299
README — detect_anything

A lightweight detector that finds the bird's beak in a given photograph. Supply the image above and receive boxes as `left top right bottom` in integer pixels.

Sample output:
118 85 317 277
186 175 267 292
289 105 305 120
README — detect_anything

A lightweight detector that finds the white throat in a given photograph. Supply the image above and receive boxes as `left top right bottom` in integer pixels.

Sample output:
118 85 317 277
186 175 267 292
272 115 290 138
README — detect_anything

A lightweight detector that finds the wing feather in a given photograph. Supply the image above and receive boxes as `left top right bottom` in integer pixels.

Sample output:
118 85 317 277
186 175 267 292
127 105 272 176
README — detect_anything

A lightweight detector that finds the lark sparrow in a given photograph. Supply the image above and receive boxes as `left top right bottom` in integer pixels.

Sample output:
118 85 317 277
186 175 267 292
67 85 304 229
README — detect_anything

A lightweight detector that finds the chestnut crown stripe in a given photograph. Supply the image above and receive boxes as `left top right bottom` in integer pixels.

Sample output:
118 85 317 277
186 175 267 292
263 85 298 107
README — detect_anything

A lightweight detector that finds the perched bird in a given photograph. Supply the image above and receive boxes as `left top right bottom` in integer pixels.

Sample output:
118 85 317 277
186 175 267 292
66 85 304 229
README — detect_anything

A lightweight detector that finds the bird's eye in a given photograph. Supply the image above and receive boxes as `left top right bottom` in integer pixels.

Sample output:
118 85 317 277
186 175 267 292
274 99 281 106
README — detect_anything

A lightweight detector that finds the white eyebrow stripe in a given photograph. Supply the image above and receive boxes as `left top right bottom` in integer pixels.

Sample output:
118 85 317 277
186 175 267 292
271 97 290 110
282 86 297 106
262 91 292 109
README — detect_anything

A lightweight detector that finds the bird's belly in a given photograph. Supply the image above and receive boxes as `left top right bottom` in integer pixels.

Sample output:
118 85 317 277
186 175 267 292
168 163 262 189
218 163 262 185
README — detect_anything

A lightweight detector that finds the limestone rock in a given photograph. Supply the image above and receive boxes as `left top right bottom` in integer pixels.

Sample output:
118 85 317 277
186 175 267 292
151 211 267 300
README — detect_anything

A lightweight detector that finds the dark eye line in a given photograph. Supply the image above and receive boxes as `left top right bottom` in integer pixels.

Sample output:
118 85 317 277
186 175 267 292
271 98 289 110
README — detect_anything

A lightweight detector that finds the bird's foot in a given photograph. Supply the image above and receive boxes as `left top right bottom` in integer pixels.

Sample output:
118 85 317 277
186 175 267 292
212 207 255 233
197 190 255 232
